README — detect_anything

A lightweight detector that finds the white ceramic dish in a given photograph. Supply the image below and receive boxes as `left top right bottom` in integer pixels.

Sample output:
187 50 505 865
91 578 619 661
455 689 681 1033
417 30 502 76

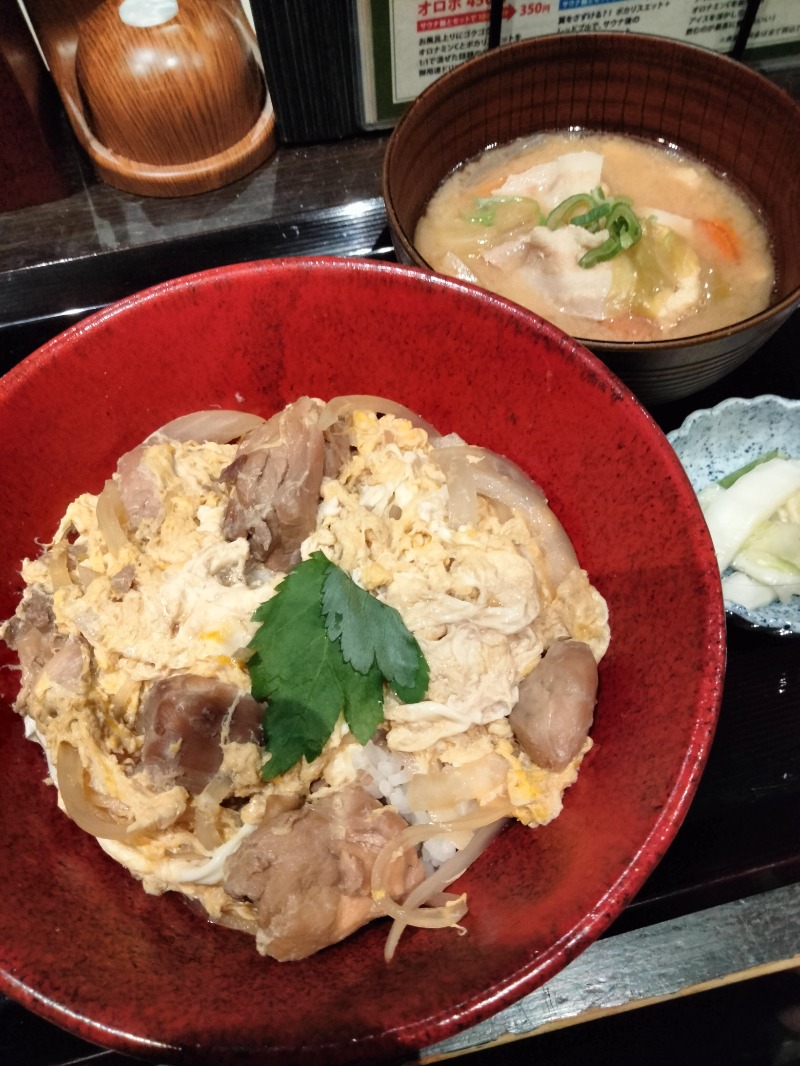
668 394 800 635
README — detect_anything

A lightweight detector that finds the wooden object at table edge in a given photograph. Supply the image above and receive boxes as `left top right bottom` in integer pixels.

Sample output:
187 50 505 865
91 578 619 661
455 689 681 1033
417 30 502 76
421 881 800 1061
22 0 276 197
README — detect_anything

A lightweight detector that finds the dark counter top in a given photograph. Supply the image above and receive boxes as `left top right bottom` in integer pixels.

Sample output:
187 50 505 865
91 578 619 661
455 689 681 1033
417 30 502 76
0 123 389 371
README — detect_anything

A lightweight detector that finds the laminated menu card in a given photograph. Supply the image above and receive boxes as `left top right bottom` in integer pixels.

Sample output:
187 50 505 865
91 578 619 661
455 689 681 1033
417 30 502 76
354 0 784 130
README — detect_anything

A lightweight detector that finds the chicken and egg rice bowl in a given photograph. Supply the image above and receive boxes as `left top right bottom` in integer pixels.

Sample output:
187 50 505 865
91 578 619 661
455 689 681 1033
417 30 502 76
2 395 610 962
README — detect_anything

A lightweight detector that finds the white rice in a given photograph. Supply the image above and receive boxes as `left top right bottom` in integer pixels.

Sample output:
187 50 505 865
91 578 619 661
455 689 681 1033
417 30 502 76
351 740 459 870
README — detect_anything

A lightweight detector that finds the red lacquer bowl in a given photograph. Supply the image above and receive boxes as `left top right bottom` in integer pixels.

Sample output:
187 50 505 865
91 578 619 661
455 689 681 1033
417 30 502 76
0 258 725 1064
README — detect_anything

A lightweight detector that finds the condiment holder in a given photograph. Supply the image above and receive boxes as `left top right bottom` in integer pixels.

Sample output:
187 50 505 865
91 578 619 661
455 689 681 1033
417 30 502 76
23 0 276 197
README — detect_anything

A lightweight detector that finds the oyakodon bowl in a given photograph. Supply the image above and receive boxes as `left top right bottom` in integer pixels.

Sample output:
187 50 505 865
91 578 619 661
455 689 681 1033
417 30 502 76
382 33 800 405
0 258 725 1065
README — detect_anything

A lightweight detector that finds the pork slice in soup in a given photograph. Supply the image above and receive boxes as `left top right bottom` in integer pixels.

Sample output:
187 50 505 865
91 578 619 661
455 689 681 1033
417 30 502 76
414 132 774 343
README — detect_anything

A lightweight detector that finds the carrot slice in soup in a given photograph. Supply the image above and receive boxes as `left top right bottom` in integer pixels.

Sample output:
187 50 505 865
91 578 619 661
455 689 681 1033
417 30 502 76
695 218 742 262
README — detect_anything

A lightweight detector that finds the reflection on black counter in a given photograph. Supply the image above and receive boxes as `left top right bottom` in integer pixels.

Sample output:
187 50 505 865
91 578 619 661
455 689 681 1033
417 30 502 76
653 310 800 435
612 616 800 937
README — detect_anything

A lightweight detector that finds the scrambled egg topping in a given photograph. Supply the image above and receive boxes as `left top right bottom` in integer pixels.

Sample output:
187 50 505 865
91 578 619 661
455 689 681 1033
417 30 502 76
6 407 610 928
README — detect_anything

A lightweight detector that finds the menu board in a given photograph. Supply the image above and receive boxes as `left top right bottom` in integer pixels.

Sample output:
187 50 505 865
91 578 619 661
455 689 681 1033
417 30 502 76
356 0 490 127
745 0 800 60
356 0 798 129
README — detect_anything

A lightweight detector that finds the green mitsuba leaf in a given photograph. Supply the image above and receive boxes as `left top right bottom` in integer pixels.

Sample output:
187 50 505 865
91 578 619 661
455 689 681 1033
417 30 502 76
247 551 429 780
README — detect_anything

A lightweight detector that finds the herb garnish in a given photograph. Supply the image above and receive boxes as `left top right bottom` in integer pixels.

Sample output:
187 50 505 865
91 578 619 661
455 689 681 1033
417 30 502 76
247 551 429 781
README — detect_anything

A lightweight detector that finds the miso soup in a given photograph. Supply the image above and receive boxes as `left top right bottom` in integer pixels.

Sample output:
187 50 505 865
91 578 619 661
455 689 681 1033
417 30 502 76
414 132 775 343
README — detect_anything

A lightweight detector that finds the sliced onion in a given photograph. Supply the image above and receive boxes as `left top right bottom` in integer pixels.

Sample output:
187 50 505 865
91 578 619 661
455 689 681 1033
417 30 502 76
110 676 138 715
147 410 266 444
474 452 578 576
56 742 133 841
318 395 441 439
405 754 508 815
46 542 73 590
95 479 130 556
371 824 451 913
194 773 233 851
427 800 512 833
43 638 84 692
231 644 257 663
206 908 259 937
75 565 101 591
433 444 579 588
372 835 468 929
384 817 508 961
430 446 478 527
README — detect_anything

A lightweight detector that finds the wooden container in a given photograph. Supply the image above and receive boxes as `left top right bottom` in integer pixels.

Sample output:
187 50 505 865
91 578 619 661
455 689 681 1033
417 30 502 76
23 0 276 197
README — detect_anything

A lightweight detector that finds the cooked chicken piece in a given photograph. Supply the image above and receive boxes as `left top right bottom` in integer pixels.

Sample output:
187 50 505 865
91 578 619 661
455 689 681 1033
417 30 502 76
2 587 60 708
115 445 161 530
509 639 598 772
224 785 425 961
219 396 325 571
138 673 264 794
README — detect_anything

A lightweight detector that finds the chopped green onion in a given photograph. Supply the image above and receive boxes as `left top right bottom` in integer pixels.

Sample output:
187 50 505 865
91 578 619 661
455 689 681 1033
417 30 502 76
579 236 622 268
545 193 596 230
612 203 642 249
578 201 642 269
463 195 538 226
546 187 643 268
570 202 613 231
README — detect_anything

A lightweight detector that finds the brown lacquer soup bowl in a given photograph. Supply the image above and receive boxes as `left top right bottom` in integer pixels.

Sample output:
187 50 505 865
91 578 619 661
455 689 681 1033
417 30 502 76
0 258 724 1064
383 33 800 404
